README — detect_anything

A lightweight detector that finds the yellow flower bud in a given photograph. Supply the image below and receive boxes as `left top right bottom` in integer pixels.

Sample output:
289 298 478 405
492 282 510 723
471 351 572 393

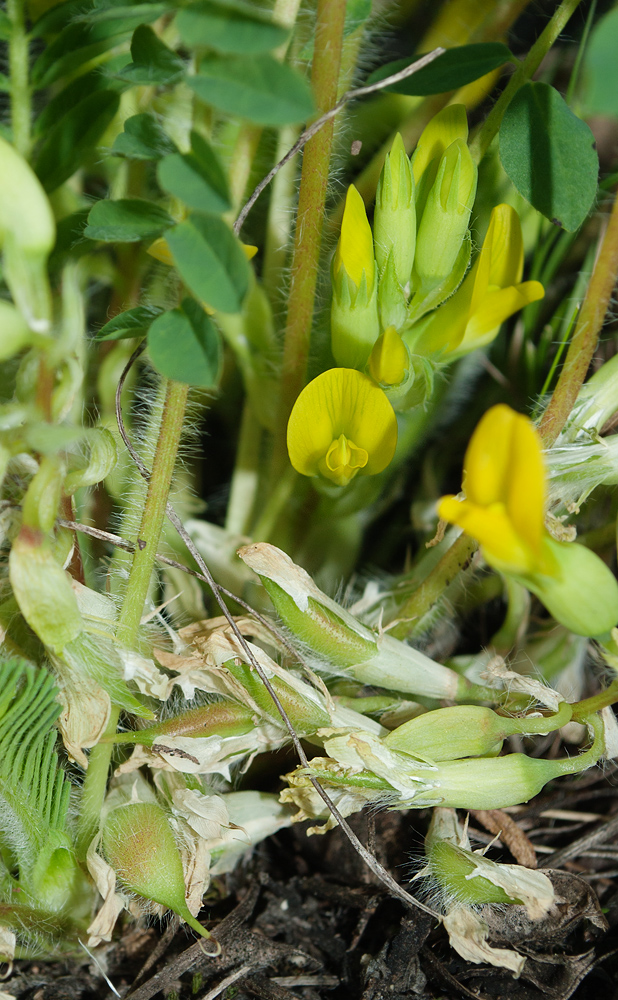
374 133 415 285
331 186 379 368
411 105 469 219
287 368 397 487
333 184 375 293
409 205 544 358
368 326 409 387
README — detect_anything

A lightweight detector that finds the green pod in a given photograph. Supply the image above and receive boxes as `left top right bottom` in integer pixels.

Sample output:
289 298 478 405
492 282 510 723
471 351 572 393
112 701 257 744
428 841 520 905
384 702 573 761
102 802 214 941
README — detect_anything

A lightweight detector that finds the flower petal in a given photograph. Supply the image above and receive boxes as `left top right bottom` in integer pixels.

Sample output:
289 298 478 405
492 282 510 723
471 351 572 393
411 104 468 187
438 496 535 573
462 404 515 507
333 185 374 292
506 412 546 556
465 282 544 346
287 369 397 479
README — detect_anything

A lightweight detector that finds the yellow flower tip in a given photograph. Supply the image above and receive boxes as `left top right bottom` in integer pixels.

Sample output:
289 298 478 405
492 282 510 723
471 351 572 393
321 433 369 486
147 238 174 266
334 184 375 292
287 368 397 486
412 105 469 185
439 405 548 574
242 244 258 260
368 326 409 386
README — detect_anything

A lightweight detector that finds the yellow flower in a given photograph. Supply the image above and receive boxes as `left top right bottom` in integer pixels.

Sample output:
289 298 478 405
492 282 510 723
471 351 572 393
439 405 618 636
438 405 552 575
333 185 375 293
287 368 397 487
409 205 544 358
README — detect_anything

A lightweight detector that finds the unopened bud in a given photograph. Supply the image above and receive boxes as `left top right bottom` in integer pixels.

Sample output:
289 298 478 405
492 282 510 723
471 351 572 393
377 251 408 330
331 264 380 369
374 132 415 285
368 325 409 387
414 139 477 296
102 803 215 942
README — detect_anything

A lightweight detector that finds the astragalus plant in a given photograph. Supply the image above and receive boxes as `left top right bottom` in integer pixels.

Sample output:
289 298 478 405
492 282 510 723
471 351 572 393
1 0 618 977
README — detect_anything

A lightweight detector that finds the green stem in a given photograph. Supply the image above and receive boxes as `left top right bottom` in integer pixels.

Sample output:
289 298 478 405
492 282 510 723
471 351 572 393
571 679 618 722
227 123 262 214
7 0 30 158
270 0 347 480
469 0 583 163
388 535 478 640
225 399 261 535
76 378 189 858
538 188 618 448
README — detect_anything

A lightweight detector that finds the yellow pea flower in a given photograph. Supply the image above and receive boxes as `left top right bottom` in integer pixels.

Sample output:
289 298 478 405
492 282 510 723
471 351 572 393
438 405 618 637
287 368 397 487
409 205 544 359
331 186 380 369
439 405 549 575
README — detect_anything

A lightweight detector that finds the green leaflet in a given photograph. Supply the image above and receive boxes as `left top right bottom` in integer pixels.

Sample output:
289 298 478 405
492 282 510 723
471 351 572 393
0 658 75 909
499 82 598 232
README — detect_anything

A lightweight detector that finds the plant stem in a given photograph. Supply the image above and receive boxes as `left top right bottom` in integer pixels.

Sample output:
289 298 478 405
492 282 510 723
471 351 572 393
76 378 188 858
469 0 583 163
225 400 261 535
116 379 189 642
388 535 478 640
571 679 618 722
7 0 30 158
538 188 618 448
269 0 347 480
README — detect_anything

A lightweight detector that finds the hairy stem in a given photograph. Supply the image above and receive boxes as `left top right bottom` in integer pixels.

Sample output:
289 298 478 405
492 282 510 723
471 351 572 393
538 188 618 447
76 378 188 857
269 0 347 480
388 535 478 639
7 0 30 158
469 0 583 163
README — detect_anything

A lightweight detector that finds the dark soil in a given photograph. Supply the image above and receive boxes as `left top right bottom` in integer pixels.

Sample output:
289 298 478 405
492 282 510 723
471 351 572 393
7 763 618 1000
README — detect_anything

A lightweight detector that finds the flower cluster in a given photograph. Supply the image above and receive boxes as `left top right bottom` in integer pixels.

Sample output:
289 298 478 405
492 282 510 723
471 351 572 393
286 106 544 489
